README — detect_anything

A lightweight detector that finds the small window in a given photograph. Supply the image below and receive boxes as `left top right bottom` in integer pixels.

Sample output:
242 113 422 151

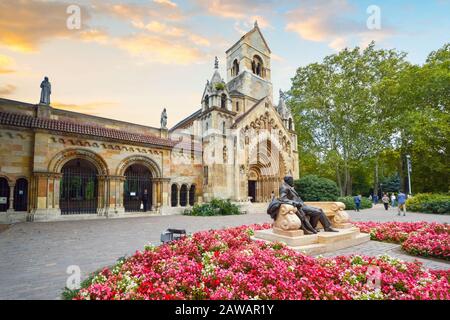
232 59 239 76
204 95 209 109
236 101 239 112
221 94 227 109
222 121 226 135
288 118 293 130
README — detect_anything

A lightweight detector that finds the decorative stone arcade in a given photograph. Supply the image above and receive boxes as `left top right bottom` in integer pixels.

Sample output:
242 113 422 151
30 149 170 221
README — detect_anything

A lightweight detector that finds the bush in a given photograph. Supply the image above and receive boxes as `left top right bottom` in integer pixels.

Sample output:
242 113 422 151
338 196 373 210
183 198 242 216
406 193 450 214
294 175 339 201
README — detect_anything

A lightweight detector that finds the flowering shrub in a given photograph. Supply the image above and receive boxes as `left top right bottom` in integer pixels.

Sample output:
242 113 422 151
354 221 450 260
73 223 449 300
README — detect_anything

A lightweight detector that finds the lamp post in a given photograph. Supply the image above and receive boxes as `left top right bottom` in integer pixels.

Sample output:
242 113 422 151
406 155 412 195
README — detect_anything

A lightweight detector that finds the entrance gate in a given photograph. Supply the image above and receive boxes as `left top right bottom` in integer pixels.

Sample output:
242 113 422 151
124 164 152 212
14 178 28 211
0 178 9 212
60 159 98 215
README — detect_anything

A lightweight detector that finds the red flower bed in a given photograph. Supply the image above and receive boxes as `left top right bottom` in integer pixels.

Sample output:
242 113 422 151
354 221 450 260
74 223 449 300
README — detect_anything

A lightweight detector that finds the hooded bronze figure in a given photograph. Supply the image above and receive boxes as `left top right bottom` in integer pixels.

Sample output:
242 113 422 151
267 176 338 234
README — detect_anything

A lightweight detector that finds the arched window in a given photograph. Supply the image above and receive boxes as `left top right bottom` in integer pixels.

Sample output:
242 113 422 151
232 59 239 76
288 118 293 131
252 55 264 77
171 184 178 207
222 121 226 135
236 101 239 112
221 94 227 109
204 95 209 109
189 185 196 206
180 185 188 207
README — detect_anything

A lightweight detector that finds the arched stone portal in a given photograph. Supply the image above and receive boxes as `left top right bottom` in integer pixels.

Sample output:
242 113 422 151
247 138 288 202
117 155 163 212
124 164 152 212
60 158 98 215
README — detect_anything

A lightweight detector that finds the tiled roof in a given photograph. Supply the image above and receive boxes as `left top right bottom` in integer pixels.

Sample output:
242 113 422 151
0 111 177 148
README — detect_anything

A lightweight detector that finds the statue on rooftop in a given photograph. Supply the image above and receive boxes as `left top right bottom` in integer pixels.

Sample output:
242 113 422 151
39 77 51 105
161 108 168 129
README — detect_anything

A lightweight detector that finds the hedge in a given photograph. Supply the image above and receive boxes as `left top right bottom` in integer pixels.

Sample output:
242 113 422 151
183 198 242 216
294 175 340 201
337 196 373 210
406 193 450 214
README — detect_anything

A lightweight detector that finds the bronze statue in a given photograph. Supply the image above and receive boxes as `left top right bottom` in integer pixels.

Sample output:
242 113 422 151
268 176 338 234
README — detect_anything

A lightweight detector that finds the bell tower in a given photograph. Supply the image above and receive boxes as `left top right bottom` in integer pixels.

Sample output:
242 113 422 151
225 21 273 114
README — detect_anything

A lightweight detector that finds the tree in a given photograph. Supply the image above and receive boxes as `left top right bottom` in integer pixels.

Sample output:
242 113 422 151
394 43 450 193
289 43 407 195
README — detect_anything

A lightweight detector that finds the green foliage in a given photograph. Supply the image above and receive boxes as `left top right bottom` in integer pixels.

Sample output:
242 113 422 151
380 174 401 193
338 196 373 210
406 193 450 214
294 175 340 201
289 42 449 195
61 270 98 300
184 198 242 216
215 82 225 91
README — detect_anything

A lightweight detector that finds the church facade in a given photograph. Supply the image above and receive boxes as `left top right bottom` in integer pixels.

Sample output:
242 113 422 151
0 24 299 223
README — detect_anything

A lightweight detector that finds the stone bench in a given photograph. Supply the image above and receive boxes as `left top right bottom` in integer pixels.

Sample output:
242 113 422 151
304 201 352 229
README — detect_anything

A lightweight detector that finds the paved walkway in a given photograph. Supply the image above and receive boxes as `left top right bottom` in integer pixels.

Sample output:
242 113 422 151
0 205 448 300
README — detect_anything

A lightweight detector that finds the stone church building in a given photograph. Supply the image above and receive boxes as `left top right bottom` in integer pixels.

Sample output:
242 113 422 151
0 23 299 223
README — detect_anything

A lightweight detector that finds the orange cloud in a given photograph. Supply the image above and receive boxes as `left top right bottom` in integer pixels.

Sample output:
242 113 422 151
0 54 15 74
52 101 118 115
285 0 394 51
195 0 274 29
0 0 91 52
114 34 206 64
0 84 17 96
92 0 183 22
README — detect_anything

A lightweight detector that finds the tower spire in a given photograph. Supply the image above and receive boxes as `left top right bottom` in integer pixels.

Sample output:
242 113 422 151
214 56 219 69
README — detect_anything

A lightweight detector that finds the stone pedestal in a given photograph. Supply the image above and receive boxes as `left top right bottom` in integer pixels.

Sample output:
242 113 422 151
253 201 370 255
253 227 370 256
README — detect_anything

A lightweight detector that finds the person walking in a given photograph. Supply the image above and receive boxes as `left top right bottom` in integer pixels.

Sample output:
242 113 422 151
397 191 407 216
390 193 396 207
354 194 362 212
382 193 389 211
142 189 149 212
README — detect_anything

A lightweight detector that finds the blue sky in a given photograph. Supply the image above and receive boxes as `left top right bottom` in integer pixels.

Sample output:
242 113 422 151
0 0 448 127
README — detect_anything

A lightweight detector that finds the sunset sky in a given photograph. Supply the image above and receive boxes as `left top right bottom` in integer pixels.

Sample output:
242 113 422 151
0 0 449 128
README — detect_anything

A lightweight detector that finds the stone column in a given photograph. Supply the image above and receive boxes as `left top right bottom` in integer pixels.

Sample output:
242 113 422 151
152 180 157 211
31 172 62 221
7 183 15 212
97 175 107 216
177 186 181 207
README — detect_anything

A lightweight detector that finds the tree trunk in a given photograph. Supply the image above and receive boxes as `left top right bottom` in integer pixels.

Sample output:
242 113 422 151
373 158 379 196
336 164 344 196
